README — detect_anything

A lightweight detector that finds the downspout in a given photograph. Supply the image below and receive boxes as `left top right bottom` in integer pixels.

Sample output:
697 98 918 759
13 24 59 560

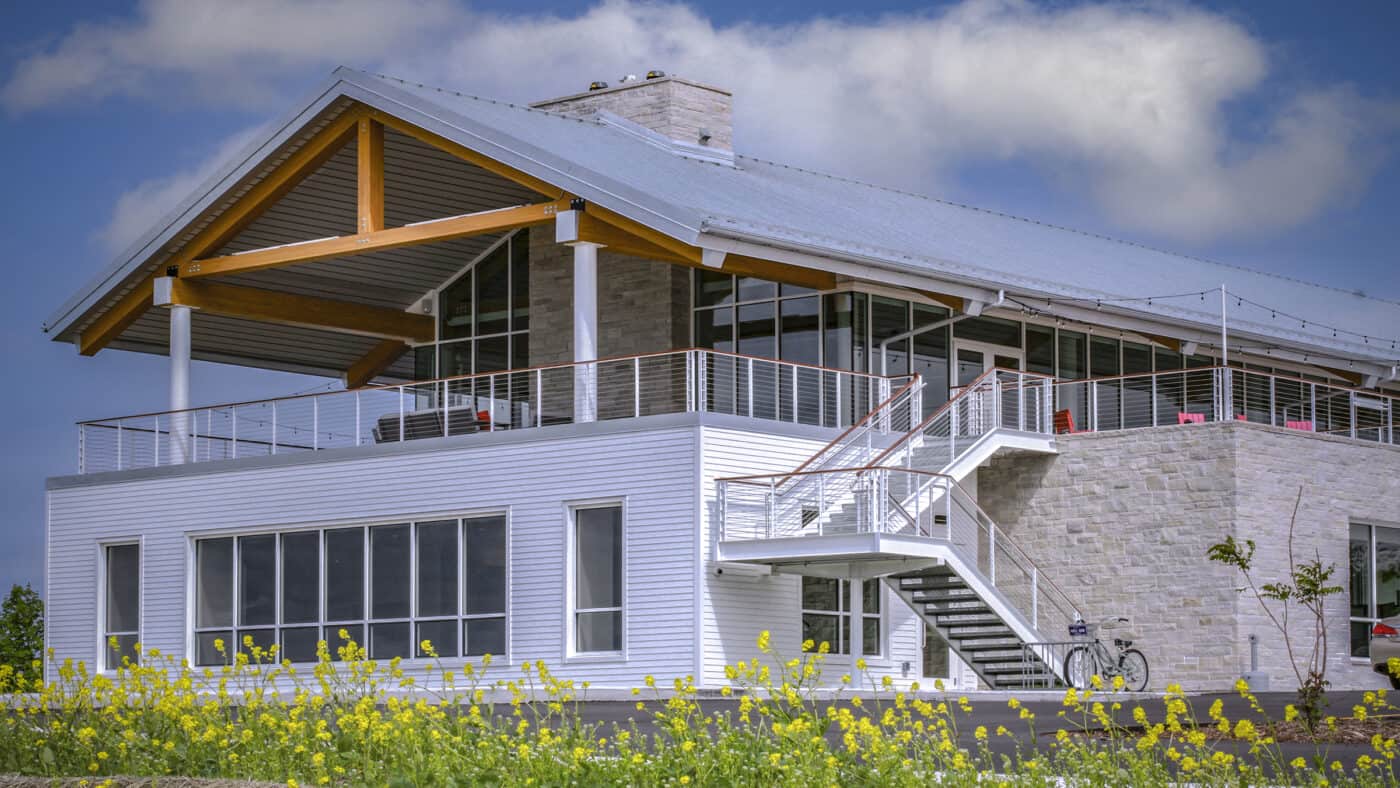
879 290 1006 376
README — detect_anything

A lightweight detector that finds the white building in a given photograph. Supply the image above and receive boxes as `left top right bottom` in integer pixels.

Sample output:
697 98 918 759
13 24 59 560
41 68 1400 692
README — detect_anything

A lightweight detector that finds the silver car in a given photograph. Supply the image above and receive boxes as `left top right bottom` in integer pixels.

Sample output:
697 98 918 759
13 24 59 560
1370 617 1400 688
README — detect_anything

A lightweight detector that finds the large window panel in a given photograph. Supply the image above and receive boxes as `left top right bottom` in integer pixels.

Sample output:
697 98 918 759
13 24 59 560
912 303 951 414
1350 523 1400 658
464 516 507 616
238 535 276 627
325 527 365 623
800 576 880 656
370 525 410 620
416 520 458 619
575 505 623 654
474 244 510 336
104 544 140 669
280 531 319 625
196 537 233 629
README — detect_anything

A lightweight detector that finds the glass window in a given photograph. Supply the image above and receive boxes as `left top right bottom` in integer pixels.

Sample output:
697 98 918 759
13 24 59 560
104 544 140 669
475 334 509 375
474 244 510 337
370 525 410 620
911 303 950 414
280 532 319 625
736 276 777 302
196 537 233 629
511 230 530 332
238 535 275 627
195 517 507 666
779 297 820 365
872 297 910 376
325 527 364 623
694 307 734 352
1025 324 1055 376
1350 524 1400 658
954 316 1022 348
694 270 733 308
416 521 458 619
575 505 623 653
800 576 880 656
439 269 473 340
736 302 777 358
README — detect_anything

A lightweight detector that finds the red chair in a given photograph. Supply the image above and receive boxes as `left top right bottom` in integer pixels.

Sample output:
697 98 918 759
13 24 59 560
477 409 493 431
1177 412 1206 425
1285 420 1314 432
1053 409 1085 435
1236 414 1248 422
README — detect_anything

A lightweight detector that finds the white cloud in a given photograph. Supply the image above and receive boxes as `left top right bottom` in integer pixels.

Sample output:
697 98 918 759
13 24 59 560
23 0 1398 246
1 0 457 111
98 126 266 256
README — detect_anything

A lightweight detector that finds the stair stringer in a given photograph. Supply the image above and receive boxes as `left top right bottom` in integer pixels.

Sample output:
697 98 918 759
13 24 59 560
884 544 1066 689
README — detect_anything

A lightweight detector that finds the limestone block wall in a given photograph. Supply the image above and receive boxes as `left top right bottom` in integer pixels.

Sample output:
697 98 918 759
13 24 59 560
977 421 1400 691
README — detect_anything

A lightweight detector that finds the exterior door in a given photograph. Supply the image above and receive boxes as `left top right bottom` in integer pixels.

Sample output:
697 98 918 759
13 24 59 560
952 340 1024 388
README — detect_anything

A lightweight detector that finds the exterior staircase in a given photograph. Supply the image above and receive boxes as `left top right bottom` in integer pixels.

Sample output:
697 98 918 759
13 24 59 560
717 367 1081 690
888 565 1060 689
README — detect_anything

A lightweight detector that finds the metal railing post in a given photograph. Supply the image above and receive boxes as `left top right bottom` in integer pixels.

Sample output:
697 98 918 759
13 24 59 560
1270 376 1277 426
398 386 406 443
989 523 997 583
1032 567 1039 628
945 484 953 541
116 422 123 470
536 368 544 428
231 407 238 458
634 357 641 419
271 402 278 454
313 398 319 451
746 357 754 417
489 374 497 430
442 380 450 438
767 477 777 539
354 391 361 446
1151 376 1159 427
153 415 160 466
1310 383 1317 430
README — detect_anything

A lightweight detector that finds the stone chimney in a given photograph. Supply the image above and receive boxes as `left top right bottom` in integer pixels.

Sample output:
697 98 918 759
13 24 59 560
531 74 733 151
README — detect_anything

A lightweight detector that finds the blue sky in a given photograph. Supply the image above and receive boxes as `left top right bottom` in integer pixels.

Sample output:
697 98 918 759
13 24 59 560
2 0 1399 595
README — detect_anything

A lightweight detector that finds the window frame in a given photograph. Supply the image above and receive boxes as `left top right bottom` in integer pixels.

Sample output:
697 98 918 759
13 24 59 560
99 539 142 672
799 576 884 659
421 229 531 379
1350 520 1400 660
564 499 627 661
186 511 510 667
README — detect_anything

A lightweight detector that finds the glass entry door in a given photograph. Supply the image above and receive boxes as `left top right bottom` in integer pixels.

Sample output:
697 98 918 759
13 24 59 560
952 340 1024 388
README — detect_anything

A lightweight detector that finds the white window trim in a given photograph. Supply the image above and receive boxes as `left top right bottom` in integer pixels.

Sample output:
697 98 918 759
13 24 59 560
98 538 143 673
1350 519 1400 660
564 498 628 663
798 577 886 662
185 510 510 667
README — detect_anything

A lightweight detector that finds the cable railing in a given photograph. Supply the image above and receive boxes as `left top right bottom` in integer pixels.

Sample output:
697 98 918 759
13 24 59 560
718 466 1081 636
1052 366 1397 445
76 348 905 474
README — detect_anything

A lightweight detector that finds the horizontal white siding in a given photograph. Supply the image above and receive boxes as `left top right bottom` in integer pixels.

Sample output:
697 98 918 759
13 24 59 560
698 427 924 687
48 425 699 687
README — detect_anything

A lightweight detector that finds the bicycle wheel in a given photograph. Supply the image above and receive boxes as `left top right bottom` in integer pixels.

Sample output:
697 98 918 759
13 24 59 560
1063 645 1094 689
1120 649 1149 692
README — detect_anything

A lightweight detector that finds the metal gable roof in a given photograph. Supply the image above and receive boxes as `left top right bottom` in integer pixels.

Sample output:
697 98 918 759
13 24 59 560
47 67 1400 369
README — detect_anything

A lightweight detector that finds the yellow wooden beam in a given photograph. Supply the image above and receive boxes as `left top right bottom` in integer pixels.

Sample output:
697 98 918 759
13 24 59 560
1141 333 1183 353
357 117 385 233
182 200 568 278
158 278 433 342
345 339 411 388
79 108 364 356
369 109 564 198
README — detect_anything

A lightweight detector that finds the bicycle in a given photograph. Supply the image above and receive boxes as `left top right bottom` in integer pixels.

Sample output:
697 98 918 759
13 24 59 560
1062 617 1150 691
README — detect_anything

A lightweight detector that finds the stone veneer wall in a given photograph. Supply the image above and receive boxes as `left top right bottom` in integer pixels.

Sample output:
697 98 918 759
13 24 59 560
528 230 690 366
977 421 1400 691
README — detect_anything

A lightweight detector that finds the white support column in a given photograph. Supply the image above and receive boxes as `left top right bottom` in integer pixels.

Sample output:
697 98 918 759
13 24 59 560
169 303 192 464
849 573 864 681
571 241 601 423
